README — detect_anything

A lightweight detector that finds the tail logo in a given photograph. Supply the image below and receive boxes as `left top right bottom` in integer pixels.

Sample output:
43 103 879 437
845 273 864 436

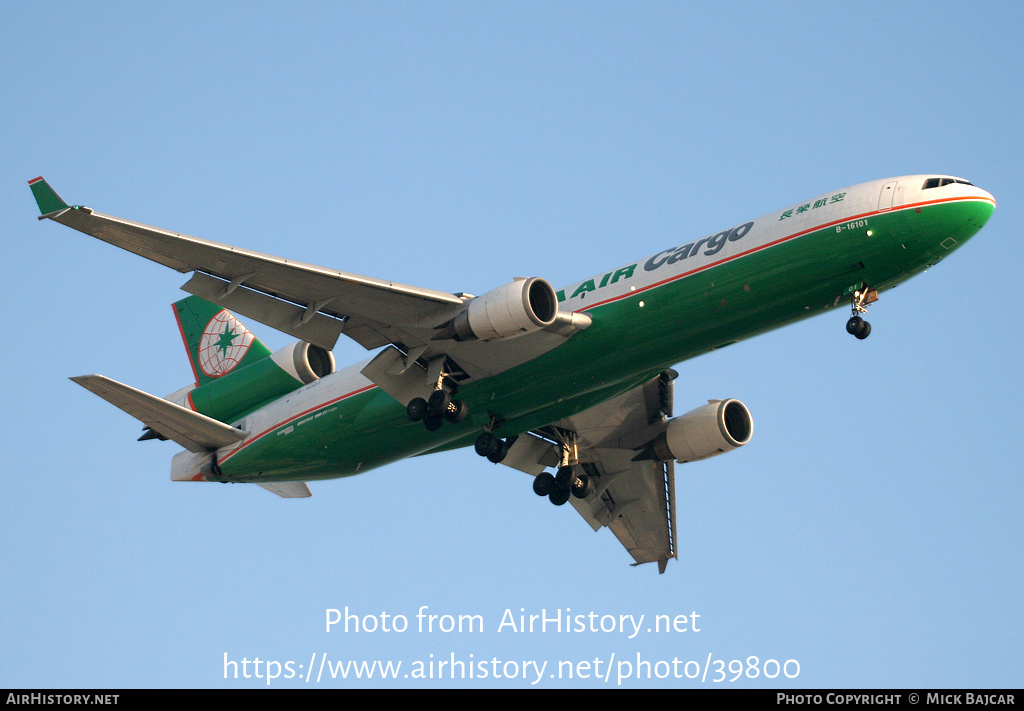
197 310 256 377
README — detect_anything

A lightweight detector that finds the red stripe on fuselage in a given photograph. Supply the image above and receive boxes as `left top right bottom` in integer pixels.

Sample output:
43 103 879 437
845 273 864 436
579 195 993 312
216 383 377 465
172 304 201 386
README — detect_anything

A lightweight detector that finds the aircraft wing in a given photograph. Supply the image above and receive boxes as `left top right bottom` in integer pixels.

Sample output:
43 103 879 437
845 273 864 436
29 178 465 352
30 177 587 381
502 371 680 572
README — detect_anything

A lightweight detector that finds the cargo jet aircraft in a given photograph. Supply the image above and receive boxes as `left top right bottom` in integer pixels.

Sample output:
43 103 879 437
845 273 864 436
29 175 995 572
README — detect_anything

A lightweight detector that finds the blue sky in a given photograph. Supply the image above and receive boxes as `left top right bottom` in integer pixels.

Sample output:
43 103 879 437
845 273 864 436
2 1 1021 689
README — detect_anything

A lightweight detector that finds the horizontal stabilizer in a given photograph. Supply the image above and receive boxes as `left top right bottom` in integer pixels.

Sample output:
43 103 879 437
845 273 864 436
71 375 247 453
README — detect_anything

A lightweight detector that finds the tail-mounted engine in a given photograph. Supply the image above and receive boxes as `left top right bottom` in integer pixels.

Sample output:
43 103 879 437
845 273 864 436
181 341 335 423
435 277 559 342
640 399 753 463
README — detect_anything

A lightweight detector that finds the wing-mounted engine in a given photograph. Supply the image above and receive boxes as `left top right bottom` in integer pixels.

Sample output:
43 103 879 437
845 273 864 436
638 399 753 463
361 276 592 429
434 277 560 342
177 341 335 423
488 375 752 572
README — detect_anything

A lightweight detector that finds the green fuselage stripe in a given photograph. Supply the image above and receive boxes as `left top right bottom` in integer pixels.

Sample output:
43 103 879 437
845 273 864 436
218 383 377 465
583 194 992 312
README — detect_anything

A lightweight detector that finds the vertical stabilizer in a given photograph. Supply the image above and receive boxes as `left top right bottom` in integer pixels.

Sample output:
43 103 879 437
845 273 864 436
173 296 272 386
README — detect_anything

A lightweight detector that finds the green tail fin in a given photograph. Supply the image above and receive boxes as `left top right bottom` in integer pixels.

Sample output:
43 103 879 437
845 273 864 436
27 176 70 217
173 296 272 386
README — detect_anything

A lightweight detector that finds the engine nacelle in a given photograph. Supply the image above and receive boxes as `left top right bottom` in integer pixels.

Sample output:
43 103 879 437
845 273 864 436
648 399 753 463
271 341 336 384
182 341 335 423
443 277 559 342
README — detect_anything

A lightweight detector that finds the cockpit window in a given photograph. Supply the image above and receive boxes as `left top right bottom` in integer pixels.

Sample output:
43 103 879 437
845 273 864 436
923 177 974 189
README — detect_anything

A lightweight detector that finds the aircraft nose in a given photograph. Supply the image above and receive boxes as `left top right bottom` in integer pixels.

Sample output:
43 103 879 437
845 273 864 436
947 185 996 247
969 186 997 225
973 185 996 209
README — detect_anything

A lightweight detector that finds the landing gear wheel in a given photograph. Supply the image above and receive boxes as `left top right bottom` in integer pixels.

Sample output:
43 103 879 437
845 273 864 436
570 473 592 499
554 466 574 490
487 439 509 463
475 432 501 458
548 487 571 506
444 399 469 424
533 472 555 496
846 315 871 339
406 397 427 422
427 390 450 415
423 413 444 431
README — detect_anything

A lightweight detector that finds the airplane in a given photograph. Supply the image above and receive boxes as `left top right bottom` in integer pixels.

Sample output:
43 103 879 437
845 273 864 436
29 174 995 572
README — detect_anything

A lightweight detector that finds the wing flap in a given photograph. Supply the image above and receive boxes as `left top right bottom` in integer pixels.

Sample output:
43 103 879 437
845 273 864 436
505 372 680 571
182 271 348 350
71 375 247 453
51 208 465 307
43 200 466 349
574 455 676 568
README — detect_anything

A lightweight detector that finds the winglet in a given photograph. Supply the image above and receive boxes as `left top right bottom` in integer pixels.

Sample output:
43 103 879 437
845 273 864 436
27 176 70 218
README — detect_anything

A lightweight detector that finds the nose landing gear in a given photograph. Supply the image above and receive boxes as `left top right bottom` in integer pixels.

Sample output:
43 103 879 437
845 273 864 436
846 285 877 340
846 315 871 340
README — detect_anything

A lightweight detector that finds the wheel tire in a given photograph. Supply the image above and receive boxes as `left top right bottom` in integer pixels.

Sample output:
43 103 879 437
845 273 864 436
533 472 555 496
475 432 499 458
423 413 444 431
427 390 450 415
487 440 508 463
549 488 571 506
406 397 428 422
846 316 863 335
554 466 574 490
855 320 871 339
571 473 592 499
445 399 469 424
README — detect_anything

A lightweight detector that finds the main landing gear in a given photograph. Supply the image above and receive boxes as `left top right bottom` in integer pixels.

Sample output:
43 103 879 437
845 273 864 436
406 373 468 431
845 285 877 340
474 431 510 463
473 426 593 505
532 465 593 506
531 431 593 506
